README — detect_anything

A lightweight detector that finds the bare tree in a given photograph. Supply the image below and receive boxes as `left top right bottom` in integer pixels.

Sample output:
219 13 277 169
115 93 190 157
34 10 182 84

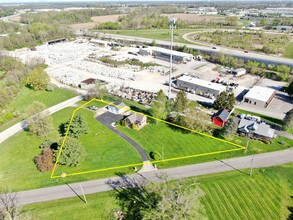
109 174 206 220
0 188 19 220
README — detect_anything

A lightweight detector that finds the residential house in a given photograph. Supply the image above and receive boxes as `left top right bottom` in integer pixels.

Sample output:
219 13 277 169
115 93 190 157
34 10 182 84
123 113 147 130
238 118 274 140
212 109 230 127
107 102 130 115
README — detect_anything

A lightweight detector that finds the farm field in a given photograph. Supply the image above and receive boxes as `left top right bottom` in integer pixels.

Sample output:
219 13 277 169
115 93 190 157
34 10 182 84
25 163 293 220
0 107 141 191
0 87 76 132
70 14 125 30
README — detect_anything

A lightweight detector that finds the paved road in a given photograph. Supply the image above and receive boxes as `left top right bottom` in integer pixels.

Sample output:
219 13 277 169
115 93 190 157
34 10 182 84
15 148 293 206
0 95 83 144
90 32 293 67
96 112 149 161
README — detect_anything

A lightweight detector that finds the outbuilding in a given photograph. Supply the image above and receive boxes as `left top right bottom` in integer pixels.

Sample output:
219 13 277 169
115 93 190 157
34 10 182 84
212 109 230 127
79 78 96 89
90 39 109 47
243 86 275 108
232 68 246 77
107 102 130 115
176 75 226 98
139 46 194 63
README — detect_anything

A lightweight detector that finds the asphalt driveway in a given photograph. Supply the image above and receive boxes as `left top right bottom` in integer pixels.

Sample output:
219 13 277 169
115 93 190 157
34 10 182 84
96 112 149 162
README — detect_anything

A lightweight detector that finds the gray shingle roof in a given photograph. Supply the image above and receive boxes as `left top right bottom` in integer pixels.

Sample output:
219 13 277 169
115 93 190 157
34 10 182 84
214 109 230 121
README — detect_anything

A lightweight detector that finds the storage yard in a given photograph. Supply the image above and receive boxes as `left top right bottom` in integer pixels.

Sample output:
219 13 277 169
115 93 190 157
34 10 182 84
8 38 292 118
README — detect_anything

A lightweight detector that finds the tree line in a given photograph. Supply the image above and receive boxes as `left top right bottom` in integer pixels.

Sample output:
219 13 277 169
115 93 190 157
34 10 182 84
0 55 49 126
20 9 119 25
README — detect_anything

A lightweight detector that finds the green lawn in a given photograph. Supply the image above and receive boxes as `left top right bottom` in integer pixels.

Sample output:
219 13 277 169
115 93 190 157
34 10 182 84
0 87 76 132
0 107 141 191
98 29 199 45
12 87 76 113
284 42 293 59
53 108 142 177
25 164 293 220
118 118 293 169
118 121 242 161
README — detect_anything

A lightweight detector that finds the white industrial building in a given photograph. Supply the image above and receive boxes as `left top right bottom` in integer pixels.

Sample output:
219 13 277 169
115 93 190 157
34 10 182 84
243 86 276 108
139 47 194 63
176 75 226 98
89 39 109 47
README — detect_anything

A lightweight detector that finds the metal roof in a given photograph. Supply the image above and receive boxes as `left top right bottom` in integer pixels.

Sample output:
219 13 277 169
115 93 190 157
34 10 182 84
177 75 226 92
214 109 230 121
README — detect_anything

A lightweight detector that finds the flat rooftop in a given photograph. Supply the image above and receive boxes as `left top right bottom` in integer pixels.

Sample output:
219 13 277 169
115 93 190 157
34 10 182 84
178 75 226 92
244 86 276 102
143 46 193 58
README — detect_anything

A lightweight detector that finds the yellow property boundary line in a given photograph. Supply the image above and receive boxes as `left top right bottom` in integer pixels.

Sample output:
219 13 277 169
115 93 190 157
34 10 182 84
51 98 245 179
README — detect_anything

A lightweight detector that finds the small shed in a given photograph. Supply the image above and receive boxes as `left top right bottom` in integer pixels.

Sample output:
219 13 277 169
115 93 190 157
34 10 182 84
212 109 230 127
79 78 96 89
107 102 130 115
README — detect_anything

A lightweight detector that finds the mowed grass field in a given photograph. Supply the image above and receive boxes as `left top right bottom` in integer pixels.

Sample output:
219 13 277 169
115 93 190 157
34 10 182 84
0 107 141 191
53 108 142 177
25 164 293 220
117 121 243 162
99 29 196 44
0 87 76 132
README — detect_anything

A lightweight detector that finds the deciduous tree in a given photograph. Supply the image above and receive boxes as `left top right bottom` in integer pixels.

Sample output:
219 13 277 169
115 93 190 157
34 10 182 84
150 90 167 120
214 92 235 110
35 148 54 172
220 117 238 138
26 67 50 91
283 108 293 131
26 101 52 137
111 174 206 220
173 90 188 113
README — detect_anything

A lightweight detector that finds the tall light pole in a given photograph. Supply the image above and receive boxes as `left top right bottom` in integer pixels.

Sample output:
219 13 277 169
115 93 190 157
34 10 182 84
168 18 176 100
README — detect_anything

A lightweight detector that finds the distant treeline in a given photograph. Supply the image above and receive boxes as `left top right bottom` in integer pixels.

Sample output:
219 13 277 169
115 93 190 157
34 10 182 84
0 22 74 50
20 9 119 25
0 8 15 18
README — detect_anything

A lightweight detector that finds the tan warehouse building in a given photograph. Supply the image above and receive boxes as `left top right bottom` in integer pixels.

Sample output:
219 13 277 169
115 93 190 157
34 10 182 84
243 86 276 108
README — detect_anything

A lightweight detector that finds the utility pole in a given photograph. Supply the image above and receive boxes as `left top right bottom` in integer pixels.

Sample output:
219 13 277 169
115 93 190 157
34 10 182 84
245 138 250 153
250 155 254 177
80 184 87 204
168 18 176 100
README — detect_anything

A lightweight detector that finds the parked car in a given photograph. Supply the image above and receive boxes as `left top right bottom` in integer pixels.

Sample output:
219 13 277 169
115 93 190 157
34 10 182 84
212 47 217 49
